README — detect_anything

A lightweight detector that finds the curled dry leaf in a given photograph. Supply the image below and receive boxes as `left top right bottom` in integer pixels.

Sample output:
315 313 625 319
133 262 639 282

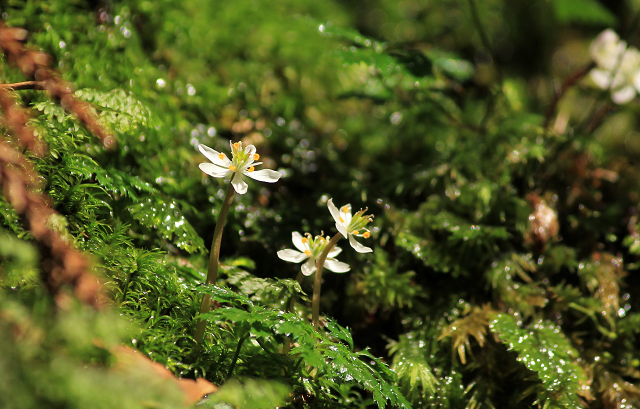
589 252 625 314
525 193 559 252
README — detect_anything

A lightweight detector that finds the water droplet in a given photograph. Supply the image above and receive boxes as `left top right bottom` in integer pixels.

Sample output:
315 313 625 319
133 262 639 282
390 112 403 125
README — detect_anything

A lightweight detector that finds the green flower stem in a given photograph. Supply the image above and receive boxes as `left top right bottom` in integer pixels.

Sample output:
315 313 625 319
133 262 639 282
227 332 250 380
312 233 343 332
283 271 305 356
194 182 236 345
119 267 137 306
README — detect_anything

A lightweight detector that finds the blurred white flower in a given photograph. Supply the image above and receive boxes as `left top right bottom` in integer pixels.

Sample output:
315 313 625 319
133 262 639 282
277 232 350 276
590 29 626 71
589 29 640 104
327 198 373 253
198 141 282 194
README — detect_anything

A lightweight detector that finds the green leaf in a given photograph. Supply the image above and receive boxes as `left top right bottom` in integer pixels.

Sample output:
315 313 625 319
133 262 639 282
128 196 205 254
203 378 290 409
490 314 588 408
550 0 616 25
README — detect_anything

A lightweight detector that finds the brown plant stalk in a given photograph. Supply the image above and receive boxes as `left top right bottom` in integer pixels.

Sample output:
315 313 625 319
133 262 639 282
0 22 116 149
0 23 113 308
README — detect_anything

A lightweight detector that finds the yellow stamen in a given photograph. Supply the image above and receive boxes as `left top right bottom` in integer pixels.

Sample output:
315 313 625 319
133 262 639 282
248 166 255 172
233 142 239 150
341 206 349 213
254 153 260 160
339 217 345 223
363 232 371 239
304 250 311 256
301 238 307 244
229 165 236 171
218 153 225 160
352 230 359 235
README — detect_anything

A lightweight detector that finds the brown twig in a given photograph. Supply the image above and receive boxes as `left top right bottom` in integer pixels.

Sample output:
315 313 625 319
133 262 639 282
0 137 106 309
0 24 108 309
0 87 47 156
543 62 596 132
0 81 45 91
0 22 116 149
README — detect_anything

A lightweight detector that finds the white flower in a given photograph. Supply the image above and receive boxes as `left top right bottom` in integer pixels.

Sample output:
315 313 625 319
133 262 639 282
589 29 640 104
198 141 282 194
277 232 350 276
590 29 626 71
327 198 373 253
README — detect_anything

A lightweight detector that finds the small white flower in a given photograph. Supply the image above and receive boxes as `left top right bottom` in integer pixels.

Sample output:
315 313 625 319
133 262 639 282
277 232 350 276
327 198 373 253
590 29 626 71
589 29 640 104
198 141 282 194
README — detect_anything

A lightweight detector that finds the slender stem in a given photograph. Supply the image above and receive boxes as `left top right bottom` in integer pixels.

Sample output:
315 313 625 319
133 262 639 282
283 271 305 356
312 233 343 332
119 269 136 306
194 182 236 345
543 62 596 132
226 333 250 379
466 0 502 87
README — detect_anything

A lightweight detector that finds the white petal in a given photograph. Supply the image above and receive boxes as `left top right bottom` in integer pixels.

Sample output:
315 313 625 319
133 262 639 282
349 234 372 253
327 199 341 224
199 144 230 167
328 246 342 258
244 144 257 157
341 204 353 225
335 222 348 238
231 172 248 194
612 86 636 104
590 69 612 89
291 232 307 253
590 29 625 70
324 258 350 273
244 169 282 183
199 163 232 178
277 249 308 263
633 71 640 92
301 257 317 276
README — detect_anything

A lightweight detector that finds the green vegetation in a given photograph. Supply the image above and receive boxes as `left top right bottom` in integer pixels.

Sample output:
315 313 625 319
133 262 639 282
1 0 640 407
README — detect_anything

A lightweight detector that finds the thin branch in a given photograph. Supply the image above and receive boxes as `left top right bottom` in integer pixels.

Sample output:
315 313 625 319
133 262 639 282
194 182 236 346
0 81 45 90
0 22 116 149
312 233 343 332
467 0 503 87
543 62 596 132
